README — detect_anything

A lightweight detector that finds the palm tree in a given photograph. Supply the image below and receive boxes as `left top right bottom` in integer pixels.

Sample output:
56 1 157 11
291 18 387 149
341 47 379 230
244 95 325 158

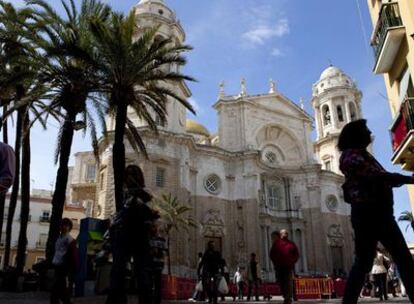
153 193 197 275
89 11 195 211
398 211 414 233
0 0 40 270
11 81 52 275
26 0 111 263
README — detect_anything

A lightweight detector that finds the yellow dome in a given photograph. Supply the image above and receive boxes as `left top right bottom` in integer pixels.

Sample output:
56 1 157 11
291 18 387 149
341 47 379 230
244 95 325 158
186 120 210 137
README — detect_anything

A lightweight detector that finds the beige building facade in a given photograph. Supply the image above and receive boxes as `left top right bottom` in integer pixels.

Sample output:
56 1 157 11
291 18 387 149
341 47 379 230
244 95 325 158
367 0 414 211
68 0 367 279
0 190 85 270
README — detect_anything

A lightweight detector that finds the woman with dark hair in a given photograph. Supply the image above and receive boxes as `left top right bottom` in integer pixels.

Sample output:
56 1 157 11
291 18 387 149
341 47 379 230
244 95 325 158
106 165 159 304
339 119 414 303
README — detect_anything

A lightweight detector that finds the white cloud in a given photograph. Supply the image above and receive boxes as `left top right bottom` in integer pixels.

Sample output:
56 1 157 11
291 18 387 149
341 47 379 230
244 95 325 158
242 18 289 46
271 48 284 57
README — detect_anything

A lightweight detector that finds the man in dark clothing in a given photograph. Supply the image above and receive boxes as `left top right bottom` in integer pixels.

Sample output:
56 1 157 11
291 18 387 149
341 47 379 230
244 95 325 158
270 230 299 304
198 241 223 304
106 165 159 304
247 253 260 301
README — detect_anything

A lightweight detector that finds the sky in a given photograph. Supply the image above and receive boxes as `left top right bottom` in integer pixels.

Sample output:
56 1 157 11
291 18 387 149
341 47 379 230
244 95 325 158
9 0 414 242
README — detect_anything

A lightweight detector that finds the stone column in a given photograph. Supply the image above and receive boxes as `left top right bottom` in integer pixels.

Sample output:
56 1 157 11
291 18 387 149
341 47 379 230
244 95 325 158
344 101 351 123
315 107 322 139
266 226 271 270
300 230 309 273
329 100 338 129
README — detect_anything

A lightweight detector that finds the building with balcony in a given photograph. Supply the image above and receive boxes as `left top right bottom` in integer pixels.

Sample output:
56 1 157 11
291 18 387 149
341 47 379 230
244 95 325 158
367 0 414 210
67 0 371 279
0 189 86 270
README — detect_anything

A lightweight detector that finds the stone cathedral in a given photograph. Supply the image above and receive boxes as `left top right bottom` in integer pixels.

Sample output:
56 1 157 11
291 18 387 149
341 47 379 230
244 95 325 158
69 0 364 279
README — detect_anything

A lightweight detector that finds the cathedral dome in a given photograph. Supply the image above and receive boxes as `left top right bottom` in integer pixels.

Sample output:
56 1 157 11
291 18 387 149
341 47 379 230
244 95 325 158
135 0 172 16
138 0 165 4
313 65 355 97
186 120 210 137
319 65 343 80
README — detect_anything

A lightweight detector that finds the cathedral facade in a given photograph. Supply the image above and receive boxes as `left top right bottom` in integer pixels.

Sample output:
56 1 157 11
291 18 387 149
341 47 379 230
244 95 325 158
70 0 364 279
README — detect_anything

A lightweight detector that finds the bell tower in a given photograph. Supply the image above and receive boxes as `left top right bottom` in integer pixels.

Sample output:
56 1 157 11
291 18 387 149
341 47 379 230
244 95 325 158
129 0 191 133
312 66 363 174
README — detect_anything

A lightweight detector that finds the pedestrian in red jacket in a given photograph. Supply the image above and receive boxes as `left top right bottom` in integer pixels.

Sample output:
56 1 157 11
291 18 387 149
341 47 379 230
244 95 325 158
269 229 299 304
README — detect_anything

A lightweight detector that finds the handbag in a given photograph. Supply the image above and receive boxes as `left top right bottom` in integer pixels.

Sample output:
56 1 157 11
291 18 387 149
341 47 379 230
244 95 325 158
218 276 229 294
195 280 203 292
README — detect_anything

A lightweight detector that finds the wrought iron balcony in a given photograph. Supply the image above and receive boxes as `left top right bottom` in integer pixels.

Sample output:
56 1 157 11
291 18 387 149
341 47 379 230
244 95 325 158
371 2 405 74
391 97 414 170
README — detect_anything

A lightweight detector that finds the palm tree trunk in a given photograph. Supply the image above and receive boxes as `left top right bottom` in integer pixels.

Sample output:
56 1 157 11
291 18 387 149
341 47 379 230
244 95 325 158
113 102 127 212
0 104 9 250
16 109 30 274
46 113 75 263
4 111 22 268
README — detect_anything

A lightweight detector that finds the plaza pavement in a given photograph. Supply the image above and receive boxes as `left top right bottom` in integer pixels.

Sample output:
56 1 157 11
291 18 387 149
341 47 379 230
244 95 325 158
0 292 411 304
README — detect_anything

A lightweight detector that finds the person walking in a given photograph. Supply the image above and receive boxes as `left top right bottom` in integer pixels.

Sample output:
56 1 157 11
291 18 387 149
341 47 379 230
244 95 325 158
247 253 260 301
395 265 407 297
339 119 414 304
270 230 299 304
198 241 223 304
191 252 205 302
149 220 168 304
371 249 389 301
387 262 398 298
233 267 245 300
106 165 159 304
50 218 79 304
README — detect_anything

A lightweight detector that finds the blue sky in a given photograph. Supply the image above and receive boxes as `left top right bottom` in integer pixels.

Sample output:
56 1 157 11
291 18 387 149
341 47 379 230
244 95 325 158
11 0 414 242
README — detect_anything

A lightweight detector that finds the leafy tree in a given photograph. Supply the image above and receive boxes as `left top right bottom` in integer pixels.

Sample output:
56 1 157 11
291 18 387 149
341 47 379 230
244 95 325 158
398 211 414 233
27 0 111 262
89 11 195 211
153 193 196 275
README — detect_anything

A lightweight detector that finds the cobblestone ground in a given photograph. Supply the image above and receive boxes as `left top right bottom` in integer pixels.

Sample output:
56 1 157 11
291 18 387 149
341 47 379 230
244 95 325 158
0 292 411 304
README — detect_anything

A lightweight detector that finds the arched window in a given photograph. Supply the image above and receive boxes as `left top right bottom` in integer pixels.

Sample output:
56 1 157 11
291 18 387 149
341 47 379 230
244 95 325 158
322 155 332 171
336 105 344 122
322 105 331 126
267 184 283 209
349 102 357 121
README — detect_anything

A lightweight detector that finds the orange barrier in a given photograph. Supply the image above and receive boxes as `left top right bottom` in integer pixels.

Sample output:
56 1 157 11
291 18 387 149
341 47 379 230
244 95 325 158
320 278 334 298
161 275 337 300
295 278 321 299
161 275 178 300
